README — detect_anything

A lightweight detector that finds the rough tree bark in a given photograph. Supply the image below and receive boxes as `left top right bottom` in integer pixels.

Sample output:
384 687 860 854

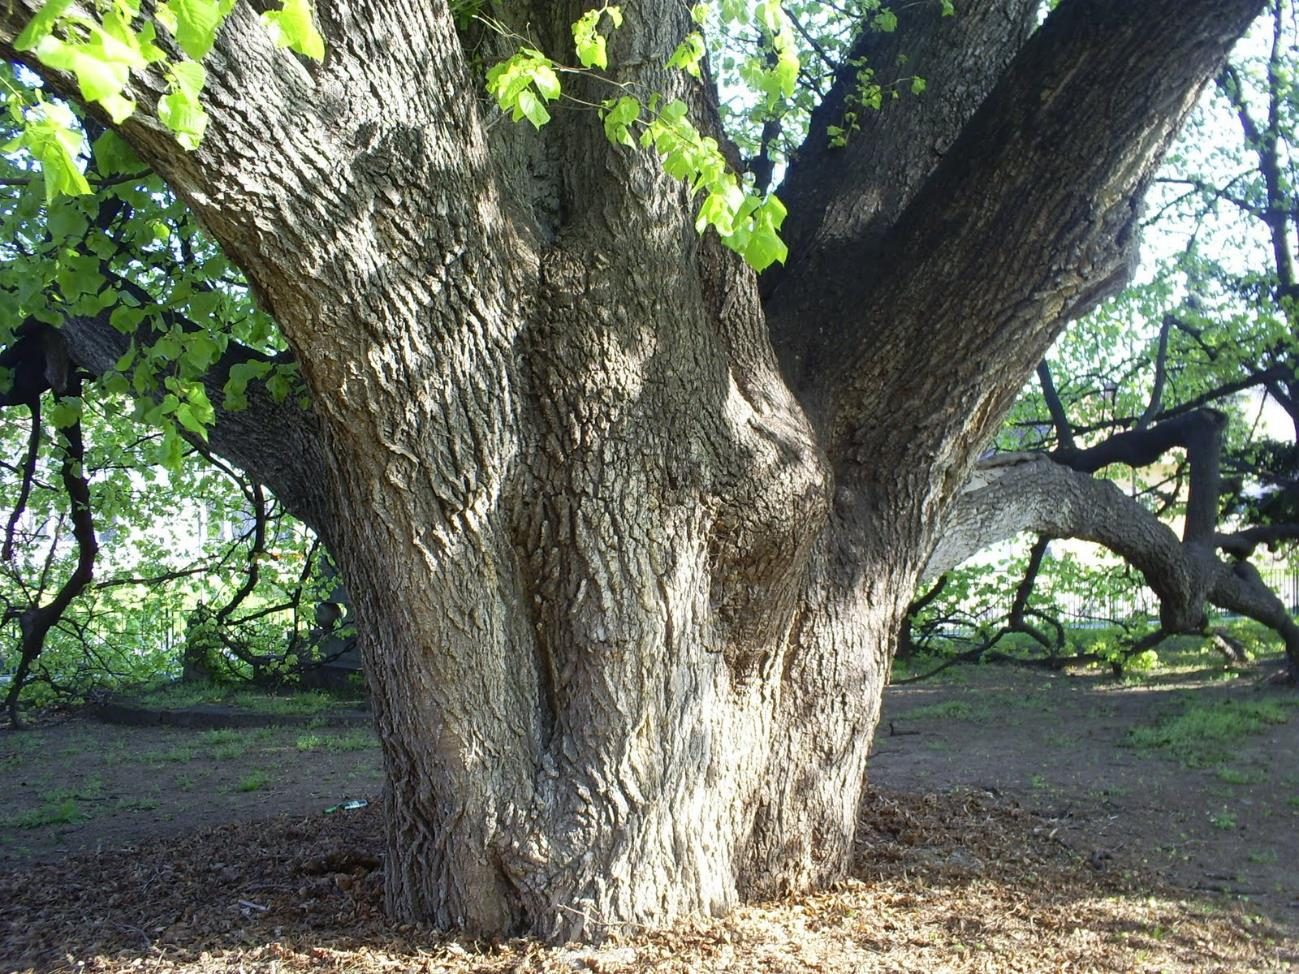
0 0 1266 942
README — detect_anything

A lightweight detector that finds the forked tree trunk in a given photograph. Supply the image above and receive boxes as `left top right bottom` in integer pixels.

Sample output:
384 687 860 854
0 0 1265 942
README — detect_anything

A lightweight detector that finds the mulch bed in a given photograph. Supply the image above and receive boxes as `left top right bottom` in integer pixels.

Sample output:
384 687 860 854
2 790 1294 973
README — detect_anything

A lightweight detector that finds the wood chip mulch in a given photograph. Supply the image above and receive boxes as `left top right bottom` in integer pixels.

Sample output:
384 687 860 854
2 789 1295 973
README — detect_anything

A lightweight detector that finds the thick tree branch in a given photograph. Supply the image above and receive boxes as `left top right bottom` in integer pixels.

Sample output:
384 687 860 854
1036 361 1076 452
1136 315 1175 431
4 374 98 727
1217 523 1299 557
3 402 42 562
928 454 1299 677
53 312 330 532
807 0 1262 483
1055 408 1227 477
765 0 1040 338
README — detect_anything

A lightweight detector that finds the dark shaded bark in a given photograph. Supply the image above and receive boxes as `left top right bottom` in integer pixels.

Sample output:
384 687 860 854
0 0 1267 940
4 373 98 728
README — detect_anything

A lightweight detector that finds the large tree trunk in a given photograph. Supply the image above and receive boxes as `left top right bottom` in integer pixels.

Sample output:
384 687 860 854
0 0 1265 942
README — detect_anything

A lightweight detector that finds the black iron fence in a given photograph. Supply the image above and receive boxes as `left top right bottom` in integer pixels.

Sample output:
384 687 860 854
1043 566 1299 626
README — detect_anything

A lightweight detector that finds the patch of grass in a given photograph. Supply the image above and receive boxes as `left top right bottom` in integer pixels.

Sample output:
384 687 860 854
228 689 341 717
8 799 82 829
235 770 269 792
40 778 103 803
174 773 196 790
144 746 195 764
1286 795 1299 808
322 729 377 753
296 733 323 751
1216 767 1266 786
907 699 976 721
135 680 228 710
1030 774 1049 791
1247 849 1278 865
134 682 363 717
1210 809 1237 831
115 796 161 812
200 728 270 759
1127 696 1299 768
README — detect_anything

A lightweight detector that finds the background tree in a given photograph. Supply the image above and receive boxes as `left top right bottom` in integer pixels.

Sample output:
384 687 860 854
924 0 1299 678
0 0 1268 943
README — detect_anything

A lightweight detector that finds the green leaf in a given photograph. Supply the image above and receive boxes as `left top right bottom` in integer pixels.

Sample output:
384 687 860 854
516 89 551 129
666 32 706 79
92 130 143 176
261 0 325 60
48 200 88 241
13 0 74 52
873 8 898 32
601 95 641 147
158 59 209 149
19 104 91 202
160 0 226 60
50 396 84 429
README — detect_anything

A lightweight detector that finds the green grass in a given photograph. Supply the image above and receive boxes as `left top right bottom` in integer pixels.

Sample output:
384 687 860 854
1127 696 1299 768
235 770 269 792
1210 809 1238 830
228 689 348 717
907 699 976 721
297 729 375 753
323 729 377 752
1216 766 1266 786
134 682 362 717
200 727 273 759
144 746 195 764
135 680 229 710
7 799 82 829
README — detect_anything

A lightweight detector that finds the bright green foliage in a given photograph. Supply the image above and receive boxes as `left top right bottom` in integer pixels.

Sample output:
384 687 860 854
572 5 622 70
4 102 89 200
666 32 707 79
480 4 792 270
11 0 324 166
157 0 233 61
486 49 562 129
261 0 326 60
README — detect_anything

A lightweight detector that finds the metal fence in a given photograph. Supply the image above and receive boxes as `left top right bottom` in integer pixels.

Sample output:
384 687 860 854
1043 566 1299 626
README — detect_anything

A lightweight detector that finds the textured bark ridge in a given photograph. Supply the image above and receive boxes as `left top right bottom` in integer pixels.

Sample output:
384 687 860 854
0 0 1267 943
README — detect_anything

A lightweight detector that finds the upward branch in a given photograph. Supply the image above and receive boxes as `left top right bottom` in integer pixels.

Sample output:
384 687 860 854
786 0 1263 486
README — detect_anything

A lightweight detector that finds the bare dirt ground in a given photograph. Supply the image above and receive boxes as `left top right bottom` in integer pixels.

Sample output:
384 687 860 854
873 660 1299 930
1 659 1297 973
